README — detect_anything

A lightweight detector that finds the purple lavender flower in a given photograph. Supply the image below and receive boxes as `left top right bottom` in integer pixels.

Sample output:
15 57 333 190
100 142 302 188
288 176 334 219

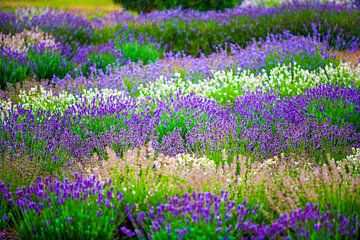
0 175 123 220
29 11 92 45
2 215 9 222
120 226 136 237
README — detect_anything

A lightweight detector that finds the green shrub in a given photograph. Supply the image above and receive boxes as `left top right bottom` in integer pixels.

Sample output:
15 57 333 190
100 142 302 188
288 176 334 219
264 52 338 73
114 0 242 12
117 40 164 64
91 25 124 45
156 0 242 11
17 199 120 240
307 98 360 131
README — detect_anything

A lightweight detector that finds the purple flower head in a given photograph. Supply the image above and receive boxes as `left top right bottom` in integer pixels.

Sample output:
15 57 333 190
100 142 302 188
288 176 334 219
96 210 102 217
121 226 136 237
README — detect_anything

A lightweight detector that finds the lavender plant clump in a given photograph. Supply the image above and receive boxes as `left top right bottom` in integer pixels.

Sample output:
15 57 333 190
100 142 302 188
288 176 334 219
123 191 360 239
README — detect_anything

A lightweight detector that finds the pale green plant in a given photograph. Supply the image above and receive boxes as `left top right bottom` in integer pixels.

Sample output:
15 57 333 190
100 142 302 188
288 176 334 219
0 99 12 120
139 62 360 103
80 144 360 221
15 85 129 112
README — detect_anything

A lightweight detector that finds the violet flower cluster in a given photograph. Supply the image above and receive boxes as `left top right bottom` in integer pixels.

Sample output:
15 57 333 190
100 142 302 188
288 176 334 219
1 85 359 165
233 85 360 159
28 11 92 45
0 47 28 65
0 12 26 34
123 191 359 239
0 173 123 220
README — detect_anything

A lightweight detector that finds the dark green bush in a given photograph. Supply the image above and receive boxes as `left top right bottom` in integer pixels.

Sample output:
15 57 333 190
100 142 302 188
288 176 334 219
114 0 242 12
157 0 242 11
114 0 155 12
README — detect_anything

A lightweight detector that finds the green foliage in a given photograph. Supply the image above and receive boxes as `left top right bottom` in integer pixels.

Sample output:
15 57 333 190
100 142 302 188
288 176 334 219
0 49 75 90
91 26 124 45
113 0 154 13
114 0 242 13
114 164 184 213
307 98 360 131
0 55 29 90
28 50 74 81
79 40 163 74
117 41 163 65
155 108 206 145
15 195 123 240
264 52 338 73
45 27 91 48
157 0 242 11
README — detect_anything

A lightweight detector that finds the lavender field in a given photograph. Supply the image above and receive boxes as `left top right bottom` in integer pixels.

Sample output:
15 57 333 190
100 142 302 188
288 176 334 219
0 0 360 239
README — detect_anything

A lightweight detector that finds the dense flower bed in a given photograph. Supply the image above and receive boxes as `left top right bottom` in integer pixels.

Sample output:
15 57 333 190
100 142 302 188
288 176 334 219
0 0 360 239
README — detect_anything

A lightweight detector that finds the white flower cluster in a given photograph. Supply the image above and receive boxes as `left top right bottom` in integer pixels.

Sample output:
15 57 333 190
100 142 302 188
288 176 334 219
172 153 216 170
0 29 58 53
0 99 13 120
262 62 359 96
139 70 263 103
344 148 360 174
139 62 360 103
16 85 128 112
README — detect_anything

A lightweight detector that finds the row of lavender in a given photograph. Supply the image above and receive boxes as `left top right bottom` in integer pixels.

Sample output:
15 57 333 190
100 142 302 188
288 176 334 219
2 1 359 31
1 174 359 239
0 43 359 238
1 0 360 90
1 84 359 165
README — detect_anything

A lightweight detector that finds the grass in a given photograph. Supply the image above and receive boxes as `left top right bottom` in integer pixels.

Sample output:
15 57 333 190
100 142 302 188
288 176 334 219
0 0 122 14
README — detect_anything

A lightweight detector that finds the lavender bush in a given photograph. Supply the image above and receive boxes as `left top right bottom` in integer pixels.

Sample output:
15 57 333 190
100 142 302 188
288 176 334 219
123 191 360 239
0 174 126 239
29 11 92 46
